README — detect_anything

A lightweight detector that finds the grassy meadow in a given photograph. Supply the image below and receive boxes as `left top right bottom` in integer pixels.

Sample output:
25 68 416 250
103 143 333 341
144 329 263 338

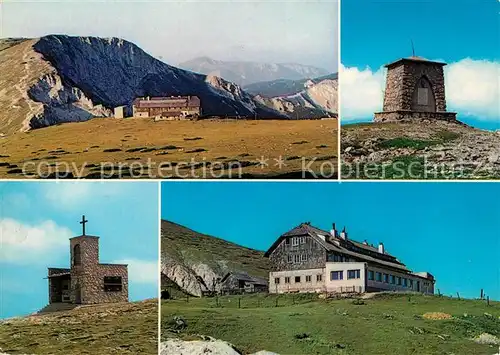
161 293 499 355
0 118 338 179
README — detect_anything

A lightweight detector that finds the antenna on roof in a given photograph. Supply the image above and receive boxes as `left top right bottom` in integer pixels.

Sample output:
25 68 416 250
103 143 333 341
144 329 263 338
410 39 416 57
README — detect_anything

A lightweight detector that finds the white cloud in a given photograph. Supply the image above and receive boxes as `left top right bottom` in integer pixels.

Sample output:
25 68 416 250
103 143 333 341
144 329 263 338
340 64 385 121
445 58 500 119
43 182 125 209
340 58 500 122
0 218 72 264
112 258 158 285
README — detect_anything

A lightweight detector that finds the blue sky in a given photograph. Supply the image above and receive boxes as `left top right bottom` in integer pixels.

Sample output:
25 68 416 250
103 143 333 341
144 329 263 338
0 182 158 319
341 0 499 130
1 0 338 71
161 181 500 301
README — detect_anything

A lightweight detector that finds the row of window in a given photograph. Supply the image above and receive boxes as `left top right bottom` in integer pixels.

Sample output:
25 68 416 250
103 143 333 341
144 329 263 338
367 270 419 289
331 269 360 281
287 254 308 263
285 236 307 246
275 274 322 284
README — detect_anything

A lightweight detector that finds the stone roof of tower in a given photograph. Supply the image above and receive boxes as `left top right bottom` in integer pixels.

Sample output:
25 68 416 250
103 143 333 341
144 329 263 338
384 56 447 68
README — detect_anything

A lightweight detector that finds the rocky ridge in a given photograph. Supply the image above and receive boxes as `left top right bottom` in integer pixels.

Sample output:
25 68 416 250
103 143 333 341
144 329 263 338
254 77 337 119
178 56 329 86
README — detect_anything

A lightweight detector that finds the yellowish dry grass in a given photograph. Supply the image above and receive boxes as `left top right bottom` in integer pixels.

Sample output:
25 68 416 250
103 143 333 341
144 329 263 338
0 299 158 355
0 118 338 178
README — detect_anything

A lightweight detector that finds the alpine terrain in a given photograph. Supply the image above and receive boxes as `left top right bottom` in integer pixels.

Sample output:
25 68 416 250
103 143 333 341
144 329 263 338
160 220 270 297
0 35 287 136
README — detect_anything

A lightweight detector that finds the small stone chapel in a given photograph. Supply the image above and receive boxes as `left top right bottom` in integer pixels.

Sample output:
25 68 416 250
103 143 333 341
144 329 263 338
46 215 128 305
374 56 457 122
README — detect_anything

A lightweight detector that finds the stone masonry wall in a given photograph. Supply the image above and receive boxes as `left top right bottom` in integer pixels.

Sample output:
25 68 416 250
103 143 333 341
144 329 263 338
83 264 128 304
402 62 446 112
374 111 457 123
383 65 404 111
383 61 447 112
69 236 128 304
70 236 99 267
269 236 326 272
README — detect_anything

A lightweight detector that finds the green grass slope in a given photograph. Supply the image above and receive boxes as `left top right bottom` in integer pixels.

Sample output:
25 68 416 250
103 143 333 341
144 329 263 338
0 299 158 355
162 293 499 355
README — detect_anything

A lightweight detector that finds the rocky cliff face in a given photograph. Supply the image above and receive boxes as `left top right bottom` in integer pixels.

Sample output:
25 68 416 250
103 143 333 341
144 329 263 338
253 76 338 119
161 220 270 297
0 35 285 134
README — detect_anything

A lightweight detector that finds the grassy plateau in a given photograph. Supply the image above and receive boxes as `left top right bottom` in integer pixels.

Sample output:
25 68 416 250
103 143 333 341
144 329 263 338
0 118 338 179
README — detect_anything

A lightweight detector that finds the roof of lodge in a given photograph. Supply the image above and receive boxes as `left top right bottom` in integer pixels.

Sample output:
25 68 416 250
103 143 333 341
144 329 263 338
133 96 200 108
384 56 447 68
265 223 413 273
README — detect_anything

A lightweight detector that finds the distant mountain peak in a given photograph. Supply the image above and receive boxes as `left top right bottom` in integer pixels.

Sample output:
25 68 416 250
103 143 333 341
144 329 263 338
178 57 329 86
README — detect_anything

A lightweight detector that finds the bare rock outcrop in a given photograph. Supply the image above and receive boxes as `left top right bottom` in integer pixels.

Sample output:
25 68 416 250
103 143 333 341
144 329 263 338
160 339 280 355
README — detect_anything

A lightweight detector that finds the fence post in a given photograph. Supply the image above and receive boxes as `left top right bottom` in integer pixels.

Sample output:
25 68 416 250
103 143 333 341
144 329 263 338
275 297 278 307
456 292 460 300
438 289 441 297
186 294 189 303
487 296 490 306
238 297 241 309
480 289 484 299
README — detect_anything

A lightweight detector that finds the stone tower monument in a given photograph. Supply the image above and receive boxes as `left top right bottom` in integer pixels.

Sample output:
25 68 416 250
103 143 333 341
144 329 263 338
374 56 457 122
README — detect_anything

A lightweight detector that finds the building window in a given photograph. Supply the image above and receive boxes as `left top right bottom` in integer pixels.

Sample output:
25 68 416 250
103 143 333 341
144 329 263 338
317 274 322 282
284 277 290 284
274 277 280 284
301 254 308 262
368 270 374 280
383 274 389 283
390 275 395 284
285 238 290 245
403 278 407 287
103 276 122 292
306 275 311 282
288 255 293 263
409 279 414 288
331 271 343 280
292 237 299 246
300 236 306 244
376 272 382 282
73 244 81 266
397 277 402 286
347 269 360 279
294 255 300 263
295 276 301 283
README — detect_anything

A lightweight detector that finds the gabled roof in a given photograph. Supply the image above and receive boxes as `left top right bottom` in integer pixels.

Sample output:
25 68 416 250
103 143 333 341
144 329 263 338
265 223 410 272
